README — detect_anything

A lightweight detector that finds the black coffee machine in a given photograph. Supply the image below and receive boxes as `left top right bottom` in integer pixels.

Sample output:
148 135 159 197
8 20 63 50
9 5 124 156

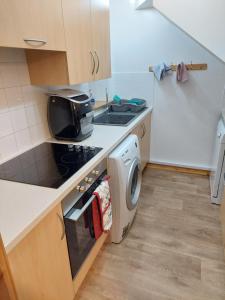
47 89 94 142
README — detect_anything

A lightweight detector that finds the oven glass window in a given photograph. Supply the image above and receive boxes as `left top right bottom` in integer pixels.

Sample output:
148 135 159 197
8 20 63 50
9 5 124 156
64 200 95 278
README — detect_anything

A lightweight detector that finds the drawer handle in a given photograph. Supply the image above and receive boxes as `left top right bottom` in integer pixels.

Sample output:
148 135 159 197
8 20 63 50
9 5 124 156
66 195 96 222
90 51 96 75
57 213 65 241
23 38 47 45
94 51 100 74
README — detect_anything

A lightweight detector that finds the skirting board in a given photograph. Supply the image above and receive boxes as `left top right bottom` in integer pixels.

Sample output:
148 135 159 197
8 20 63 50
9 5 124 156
147 163 210 176
150 159 210 170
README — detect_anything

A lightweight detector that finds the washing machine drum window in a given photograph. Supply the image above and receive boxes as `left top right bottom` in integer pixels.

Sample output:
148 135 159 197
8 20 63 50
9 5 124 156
126 158 142 210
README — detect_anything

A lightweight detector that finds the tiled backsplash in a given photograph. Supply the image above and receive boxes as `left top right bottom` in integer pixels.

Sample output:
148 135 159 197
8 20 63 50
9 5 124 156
0 48 50 163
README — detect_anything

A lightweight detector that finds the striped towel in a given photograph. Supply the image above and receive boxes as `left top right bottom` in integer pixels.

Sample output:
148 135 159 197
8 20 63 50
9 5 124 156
93 178 112 232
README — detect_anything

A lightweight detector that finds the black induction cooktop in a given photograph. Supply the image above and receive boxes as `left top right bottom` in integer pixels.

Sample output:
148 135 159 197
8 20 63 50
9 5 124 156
0 143 102 189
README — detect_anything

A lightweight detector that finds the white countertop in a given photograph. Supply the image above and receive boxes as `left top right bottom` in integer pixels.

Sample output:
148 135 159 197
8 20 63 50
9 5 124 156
0 108 152 253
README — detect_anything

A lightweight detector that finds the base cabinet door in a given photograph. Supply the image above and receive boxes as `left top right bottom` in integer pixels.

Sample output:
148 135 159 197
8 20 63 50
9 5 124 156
140 113 151 171
132 113 151 171
8 204 74 300
0 236 17 300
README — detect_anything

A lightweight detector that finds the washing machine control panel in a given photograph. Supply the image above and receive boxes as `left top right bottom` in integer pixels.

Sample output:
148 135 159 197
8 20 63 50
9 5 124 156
121 149 129 162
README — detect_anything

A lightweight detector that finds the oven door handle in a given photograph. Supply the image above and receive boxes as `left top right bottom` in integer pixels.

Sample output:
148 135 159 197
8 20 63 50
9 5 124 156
66 195 96 222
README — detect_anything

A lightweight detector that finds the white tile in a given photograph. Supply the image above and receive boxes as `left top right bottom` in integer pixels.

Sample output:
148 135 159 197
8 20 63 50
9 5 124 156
0 67 3 88
22 85 37 107
15 128 32 152
36 102 48 124
0 89 8 114
33 87 48 105
0 134 18 162
43 122 51 139
10 108 28 132
5 86 24 111
25 105 38 126
0 63 20 88
29 124 50 145
16 62 30 86
0 113 13 137
0 48 26 63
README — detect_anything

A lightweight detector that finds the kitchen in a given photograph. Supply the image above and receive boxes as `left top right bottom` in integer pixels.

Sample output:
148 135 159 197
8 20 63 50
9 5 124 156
0 0 225 299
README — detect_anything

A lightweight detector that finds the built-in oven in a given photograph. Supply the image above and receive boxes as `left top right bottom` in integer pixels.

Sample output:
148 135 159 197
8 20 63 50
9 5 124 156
62 160 106 278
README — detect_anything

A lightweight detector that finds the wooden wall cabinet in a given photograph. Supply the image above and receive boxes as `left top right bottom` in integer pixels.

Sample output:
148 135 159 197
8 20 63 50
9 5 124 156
132 113 151 171
26 0 111 85
91 0 111 81
8 204 74 300
0 0 66 51
0 236 17 300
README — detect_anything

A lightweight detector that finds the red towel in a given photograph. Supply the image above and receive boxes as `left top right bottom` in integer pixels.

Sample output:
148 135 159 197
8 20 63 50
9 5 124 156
93 177 112 233
92 177 112 240
92 197 103 240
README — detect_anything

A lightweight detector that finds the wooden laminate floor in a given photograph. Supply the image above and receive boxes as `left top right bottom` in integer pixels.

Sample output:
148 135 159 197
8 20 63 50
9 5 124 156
76 168 225 300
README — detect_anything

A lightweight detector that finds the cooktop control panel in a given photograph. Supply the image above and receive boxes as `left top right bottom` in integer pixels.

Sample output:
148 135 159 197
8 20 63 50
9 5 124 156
62 158 107 215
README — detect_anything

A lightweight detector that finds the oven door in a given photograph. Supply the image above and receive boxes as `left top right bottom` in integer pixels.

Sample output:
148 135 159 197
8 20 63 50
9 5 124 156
64 194 97 278
126 158 142 210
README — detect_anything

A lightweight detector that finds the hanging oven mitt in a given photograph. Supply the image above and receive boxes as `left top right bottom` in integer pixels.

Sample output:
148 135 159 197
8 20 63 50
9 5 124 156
93 177 112 234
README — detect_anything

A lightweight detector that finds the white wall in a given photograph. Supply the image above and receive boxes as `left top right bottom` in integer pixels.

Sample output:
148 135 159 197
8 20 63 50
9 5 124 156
93 0 225 170
154 0 225 63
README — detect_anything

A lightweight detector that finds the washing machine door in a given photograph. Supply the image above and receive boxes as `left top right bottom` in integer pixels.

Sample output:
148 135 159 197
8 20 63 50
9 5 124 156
126 158 142 210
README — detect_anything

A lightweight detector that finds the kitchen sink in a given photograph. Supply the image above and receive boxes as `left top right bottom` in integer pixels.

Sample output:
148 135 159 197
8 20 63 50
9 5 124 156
93 111 138 126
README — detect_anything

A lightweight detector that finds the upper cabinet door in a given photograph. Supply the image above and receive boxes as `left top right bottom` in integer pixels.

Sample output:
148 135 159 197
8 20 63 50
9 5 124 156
62 0 93 84
91 0 111 80
25 0 112 85
0 0 66 51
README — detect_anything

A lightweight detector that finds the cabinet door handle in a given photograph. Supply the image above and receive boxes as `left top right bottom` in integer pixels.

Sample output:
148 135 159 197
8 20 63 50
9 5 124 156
94 51 100 74
23 38 47 45
57 213 66 240
141 124 146 139
90 51 96 75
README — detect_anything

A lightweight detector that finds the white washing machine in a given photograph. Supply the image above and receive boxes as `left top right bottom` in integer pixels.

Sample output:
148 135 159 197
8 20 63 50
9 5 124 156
108 134 142 243
210 116 225 204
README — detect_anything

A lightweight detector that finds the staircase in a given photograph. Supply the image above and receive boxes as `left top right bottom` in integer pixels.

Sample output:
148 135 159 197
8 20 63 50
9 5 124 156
153 0 225 63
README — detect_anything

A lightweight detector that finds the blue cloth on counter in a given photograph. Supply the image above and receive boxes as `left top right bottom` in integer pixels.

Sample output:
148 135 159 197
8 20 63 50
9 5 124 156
153 63 171 81
113 95 121 104
128 99 144 105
